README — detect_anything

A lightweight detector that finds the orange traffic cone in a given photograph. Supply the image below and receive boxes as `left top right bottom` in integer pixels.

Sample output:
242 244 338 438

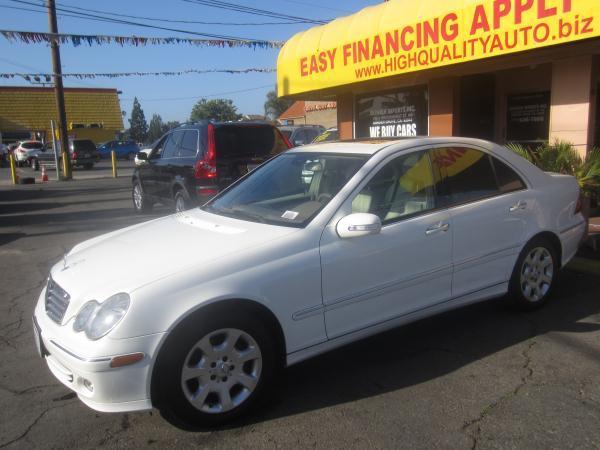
41 165 48 182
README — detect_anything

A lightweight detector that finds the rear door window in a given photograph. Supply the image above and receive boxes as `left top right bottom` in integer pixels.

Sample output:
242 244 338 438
161 131 182 159
214 125 286 159
492 157 526 193
177 130 198 158
429 147 499 207
72 140 96 152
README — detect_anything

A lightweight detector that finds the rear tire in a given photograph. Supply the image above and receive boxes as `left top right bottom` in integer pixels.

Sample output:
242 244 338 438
152 312 276 429
174 190 190 213
132 181 153 213
509 237 558 310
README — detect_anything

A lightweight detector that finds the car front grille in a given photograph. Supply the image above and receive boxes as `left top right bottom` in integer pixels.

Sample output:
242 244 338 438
45 277 70 324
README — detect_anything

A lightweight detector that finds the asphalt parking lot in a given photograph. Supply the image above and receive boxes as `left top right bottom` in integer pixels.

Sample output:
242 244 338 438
1 177 600 449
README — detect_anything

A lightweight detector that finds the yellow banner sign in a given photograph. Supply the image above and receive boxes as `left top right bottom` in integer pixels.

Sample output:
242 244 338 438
277 0 599 96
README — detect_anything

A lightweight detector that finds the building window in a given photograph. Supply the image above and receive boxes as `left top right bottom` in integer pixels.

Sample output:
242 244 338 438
506 92 550 144
355 86 428 139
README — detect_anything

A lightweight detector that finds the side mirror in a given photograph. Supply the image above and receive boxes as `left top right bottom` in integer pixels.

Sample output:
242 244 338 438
336 213 382 239
136 152 147 161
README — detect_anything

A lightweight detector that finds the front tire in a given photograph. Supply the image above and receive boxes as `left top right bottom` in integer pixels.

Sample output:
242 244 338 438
152 313 276 429
509 237 558 310
132 181 153 213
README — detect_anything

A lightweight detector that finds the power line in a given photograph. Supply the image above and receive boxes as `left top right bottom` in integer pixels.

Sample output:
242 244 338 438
121 83 274 102
182 0 329 24
55 1 308 26
280 0 351 13
0 2 304 26
7 0 277 41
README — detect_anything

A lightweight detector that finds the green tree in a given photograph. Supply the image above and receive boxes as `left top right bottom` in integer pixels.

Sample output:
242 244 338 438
147 113 164 143
128 97 148 143
163 120 181 132
190 98 240 122
264 88 293 120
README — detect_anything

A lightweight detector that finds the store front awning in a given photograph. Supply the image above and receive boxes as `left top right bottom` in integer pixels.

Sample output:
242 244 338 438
277 0 599 97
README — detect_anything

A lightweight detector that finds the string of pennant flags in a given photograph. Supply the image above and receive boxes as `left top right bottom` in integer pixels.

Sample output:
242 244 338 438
0 29 284 49
0 68 276 81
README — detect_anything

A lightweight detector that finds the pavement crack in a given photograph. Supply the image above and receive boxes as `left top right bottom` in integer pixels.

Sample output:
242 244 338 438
0 400 76 448
461 341 537 449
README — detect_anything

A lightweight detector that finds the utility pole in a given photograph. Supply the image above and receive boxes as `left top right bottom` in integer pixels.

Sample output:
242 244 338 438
47 0 71 180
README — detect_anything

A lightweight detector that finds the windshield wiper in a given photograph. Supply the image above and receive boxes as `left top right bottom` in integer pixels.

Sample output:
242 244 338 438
205 205 267 224
229 208 267 223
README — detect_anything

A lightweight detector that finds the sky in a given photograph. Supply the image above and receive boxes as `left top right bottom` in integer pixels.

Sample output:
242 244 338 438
0 0 376 124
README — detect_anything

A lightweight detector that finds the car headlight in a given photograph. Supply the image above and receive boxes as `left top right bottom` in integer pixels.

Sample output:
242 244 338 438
73 293 130 340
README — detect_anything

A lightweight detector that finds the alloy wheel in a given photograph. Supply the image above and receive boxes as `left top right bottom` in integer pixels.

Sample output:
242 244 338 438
175 194 186 212
519 247 553 302
133 184 143 210
180 328 262 414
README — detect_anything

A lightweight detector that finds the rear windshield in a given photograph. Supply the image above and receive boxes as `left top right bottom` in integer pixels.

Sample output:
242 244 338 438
22 142 44 150
71 140 96 152
214 125 288 159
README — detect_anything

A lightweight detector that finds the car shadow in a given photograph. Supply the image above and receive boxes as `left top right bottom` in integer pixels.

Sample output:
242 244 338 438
218 267 600 430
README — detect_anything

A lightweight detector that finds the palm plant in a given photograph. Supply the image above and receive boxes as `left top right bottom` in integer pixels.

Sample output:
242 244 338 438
506 140 600 200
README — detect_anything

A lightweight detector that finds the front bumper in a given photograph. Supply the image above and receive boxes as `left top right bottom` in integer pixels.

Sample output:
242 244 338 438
33 302 166 413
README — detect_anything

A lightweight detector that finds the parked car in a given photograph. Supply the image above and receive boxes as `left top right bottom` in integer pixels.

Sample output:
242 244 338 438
312 127 339 143
132 121 291 213
12 140 44 167
278 125 324 147
33 137 585 428
97 140 140 160
36 139 98 170
0 143 7 166
134 140 158 166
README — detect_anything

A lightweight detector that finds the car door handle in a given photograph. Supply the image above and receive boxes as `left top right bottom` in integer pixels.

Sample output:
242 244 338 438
425 222 450 235
509 201 527 212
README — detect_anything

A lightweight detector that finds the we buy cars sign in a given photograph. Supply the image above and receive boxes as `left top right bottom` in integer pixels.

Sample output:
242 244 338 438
277 0 599 96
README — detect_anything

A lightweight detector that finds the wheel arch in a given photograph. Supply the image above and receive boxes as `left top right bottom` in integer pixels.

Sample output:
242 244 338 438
527 231 563 268
150 298 287 404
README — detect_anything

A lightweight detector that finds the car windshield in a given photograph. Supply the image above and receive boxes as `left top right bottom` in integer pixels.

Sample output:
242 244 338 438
203 152 368 227
22 142 43 150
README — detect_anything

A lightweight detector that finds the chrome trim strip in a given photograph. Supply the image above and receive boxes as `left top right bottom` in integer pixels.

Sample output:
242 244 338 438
560 221 586 235
453 244 521 273
49 340 111 363
292 304 324 321
324 264 453 309
292 265 453 321
293 244 521 321
287 281 508 366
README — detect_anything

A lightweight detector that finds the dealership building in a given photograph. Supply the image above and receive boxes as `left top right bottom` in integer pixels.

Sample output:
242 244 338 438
0 86 124 145
277 0 600 155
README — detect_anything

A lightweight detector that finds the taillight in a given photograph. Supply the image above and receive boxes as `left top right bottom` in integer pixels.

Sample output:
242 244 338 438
72 152 78 159
194 124 217 180
574 195 582 215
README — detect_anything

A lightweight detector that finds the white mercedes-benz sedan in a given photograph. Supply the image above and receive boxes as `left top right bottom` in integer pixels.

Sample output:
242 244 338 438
33 137 586 427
